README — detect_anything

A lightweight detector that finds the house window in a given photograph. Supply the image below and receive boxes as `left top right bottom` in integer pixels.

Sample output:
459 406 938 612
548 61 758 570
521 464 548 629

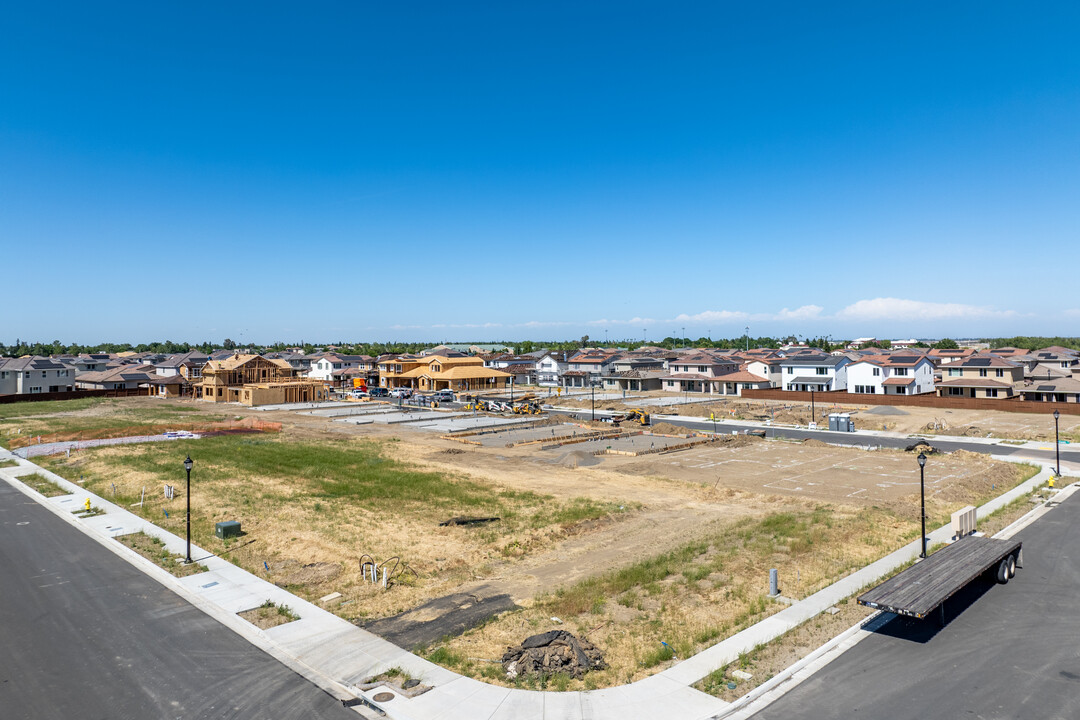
697 366 706 373
30 386 42 393
896 386 906 394
948 368 961 377
995 369 1004 377
872 368 880 376
42 371 47 378
947 387 965 396
786 367 793 374
986 388 999 398
894 368 908 376
979 369 988 377
816 367 828 375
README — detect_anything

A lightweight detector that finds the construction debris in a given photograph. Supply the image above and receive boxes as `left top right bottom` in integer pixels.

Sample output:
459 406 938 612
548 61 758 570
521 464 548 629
905 439 939 454
502 630 607 679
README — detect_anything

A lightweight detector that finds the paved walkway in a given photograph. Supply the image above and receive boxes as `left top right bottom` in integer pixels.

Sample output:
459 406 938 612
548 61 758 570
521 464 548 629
0 447 1066 720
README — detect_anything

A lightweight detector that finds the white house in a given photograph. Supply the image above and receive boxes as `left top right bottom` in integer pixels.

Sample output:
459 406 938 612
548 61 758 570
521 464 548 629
846 355 935 396
535 352 569 387
780 355 850 391
661 352 740 393
743 358 783 388
0 356 76 395
307 353 366 382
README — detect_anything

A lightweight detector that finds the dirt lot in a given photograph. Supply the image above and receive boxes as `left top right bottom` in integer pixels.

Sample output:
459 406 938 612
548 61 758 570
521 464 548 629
16 395 1042 691
551 392 1080 441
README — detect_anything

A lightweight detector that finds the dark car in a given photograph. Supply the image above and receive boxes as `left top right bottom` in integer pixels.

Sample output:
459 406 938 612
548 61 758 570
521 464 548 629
369 387 390 397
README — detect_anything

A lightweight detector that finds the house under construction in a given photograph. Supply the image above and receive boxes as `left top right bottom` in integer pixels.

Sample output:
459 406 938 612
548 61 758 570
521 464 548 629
196 354 330 406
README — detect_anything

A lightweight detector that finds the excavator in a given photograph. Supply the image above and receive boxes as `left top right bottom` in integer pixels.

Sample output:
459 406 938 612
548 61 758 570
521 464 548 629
612 408 650 426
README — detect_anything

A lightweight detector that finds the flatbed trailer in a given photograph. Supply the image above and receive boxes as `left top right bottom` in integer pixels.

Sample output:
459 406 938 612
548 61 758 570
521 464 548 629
858 535 1022 621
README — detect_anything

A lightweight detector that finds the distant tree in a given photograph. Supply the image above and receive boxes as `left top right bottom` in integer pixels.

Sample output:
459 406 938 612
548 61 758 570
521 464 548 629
579 335 590 348
932 338 959 350
223 338 237 350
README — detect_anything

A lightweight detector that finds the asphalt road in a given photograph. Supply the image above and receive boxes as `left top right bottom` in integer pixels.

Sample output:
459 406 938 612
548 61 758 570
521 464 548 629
750 489 1080 720
0 481 358 720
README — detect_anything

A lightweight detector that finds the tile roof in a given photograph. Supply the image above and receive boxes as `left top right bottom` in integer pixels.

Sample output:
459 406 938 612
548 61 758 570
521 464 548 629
936 378 1013 389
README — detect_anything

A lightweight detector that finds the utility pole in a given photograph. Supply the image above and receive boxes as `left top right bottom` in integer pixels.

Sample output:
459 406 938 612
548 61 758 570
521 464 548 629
745 326 749 352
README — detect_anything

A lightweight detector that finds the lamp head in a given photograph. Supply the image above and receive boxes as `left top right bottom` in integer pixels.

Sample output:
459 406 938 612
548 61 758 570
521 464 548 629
917 452 927 468
183 455 193 472
1054 410 1060 420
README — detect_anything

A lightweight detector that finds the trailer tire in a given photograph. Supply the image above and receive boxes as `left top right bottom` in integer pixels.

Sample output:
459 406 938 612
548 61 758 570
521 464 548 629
996 558 1010 584
1007 554 1017 579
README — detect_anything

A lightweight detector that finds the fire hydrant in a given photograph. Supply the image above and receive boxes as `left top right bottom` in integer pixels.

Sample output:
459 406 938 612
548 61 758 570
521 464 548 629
84 498 92 512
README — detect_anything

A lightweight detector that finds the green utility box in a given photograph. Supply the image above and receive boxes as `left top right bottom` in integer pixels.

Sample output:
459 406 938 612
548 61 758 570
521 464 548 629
215 520 242 539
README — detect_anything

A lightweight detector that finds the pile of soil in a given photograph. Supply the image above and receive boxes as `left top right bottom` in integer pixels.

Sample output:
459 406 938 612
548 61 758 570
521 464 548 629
905 439 939 454
648 422 688 436
715 434 760 449
551 450 601 468
865 405 910 416
800 438 830 448
441 448 466 455
502 630 607 679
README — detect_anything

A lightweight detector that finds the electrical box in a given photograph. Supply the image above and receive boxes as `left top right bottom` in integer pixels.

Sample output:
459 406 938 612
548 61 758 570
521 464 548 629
215 520 242 539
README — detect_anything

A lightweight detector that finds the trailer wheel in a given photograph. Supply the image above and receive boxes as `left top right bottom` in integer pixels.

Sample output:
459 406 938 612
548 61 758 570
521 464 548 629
996 558 1010 584
1007 554 1017 579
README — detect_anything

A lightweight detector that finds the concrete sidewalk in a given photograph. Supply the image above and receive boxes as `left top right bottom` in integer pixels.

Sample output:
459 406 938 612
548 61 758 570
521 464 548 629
0 447 1063 720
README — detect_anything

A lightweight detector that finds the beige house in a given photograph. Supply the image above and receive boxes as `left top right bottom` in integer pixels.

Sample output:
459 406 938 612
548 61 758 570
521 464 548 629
935 355 1024 399
379 354 510 392
196 354 330 406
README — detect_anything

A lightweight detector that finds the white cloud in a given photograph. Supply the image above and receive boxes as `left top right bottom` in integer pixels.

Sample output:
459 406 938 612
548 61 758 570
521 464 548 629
771 305 824 321
835 298 1017 321
672 310 749 324
1065 308 1080 317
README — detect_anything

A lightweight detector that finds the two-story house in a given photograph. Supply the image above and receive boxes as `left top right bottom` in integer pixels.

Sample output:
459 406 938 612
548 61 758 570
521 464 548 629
0 356 77 395
935 355 1024 399
380 354 510 393
847 355 935 395
661 352 740 393
535 352 569 387
601 356 667 392
562 350 619 388
307 353 370 387
780 355 850 392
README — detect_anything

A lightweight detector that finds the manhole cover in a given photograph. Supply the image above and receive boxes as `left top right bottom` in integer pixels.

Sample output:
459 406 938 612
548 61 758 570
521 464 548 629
372 692 395 702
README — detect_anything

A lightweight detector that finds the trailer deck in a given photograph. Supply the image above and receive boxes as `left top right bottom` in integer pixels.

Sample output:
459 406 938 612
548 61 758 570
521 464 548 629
858 535 1022 619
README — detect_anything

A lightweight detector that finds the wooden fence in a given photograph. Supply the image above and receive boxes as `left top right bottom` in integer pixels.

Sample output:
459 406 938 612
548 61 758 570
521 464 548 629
739 388 1080 416
0 388 145 405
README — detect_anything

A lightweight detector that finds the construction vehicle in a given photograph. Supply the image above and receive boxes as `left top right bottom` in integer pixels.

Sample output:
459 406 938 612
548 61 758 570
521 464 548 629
612 408 650 426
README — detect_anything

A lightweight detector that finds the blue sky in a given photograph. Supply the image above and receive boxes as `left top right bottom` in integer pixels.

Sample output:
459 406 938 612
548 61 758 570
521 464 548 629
3 2 1078 345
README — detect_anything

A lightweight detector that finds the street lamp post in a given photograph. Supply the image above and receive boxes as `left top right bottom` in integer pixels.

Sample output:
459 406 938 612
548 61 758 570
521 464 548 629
918 452 927 559
1053 409 1061 477
810 388 815 427
591 381 596 421
183 455 193 564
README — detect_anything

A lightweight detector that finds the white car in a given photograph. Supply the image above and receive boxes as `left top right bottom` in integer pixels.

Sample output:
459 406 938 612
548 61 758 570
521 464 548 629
389 387 412 398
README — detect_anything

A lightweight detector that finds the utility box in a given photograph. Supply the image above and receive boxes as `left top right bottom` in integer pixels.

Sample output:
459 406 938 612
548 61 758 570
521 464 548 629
829 413 853 432
215 520 242 539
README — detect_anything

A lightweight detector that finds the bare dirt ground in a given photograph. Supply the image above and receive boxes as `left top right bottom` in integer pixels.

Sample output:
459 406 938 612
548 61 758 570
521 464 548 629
550 391 1080 440
21 396 1044 690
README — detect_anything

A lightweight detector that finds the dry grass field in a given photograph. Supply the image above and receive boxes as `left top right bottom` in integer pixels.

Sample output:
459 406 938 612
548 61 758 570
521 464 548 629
11 396 1040 690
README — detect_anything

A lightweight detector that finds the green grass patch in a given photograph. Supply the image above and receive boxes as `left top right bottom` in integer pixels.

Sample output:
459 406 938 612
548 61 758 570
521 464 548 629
0 397 106 420
20 473 71 497
238 599 299 629
116 531 208 577
0 459 18 468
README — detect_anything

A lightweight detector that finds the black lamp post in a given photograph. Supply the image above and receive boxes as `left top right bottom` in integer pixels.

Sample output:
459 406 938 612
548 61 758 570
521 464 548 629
810 388 816 426
918 452 927 558
1053 409 1061 478
183 455 193 564
591 381 596 421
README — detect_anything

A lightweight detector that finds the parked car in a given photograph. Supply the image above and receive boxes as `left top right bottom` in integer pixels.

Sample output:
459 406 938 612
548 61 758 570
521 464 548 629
368 387 390 397
389 387 412 398
350 388 368 398
433 389 456 402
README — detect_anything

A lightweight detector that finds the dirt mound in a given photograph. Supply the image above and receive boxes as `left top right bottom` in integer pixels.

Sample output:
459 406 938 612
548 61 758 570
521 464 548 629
864 405 910 416
502 630 607 679
905 439 939 454
800 438 831 448
551 450 601 468
648 422 688 436
441 448 466 455
715 434 761 448
271 560 342 587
